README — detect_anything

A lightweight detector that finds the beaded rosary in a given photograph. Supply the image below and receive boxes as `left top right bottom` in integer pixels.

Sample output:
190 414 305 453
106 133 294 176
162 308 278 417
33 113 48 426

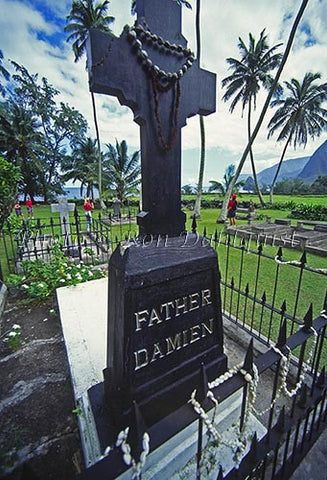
126 23 195 151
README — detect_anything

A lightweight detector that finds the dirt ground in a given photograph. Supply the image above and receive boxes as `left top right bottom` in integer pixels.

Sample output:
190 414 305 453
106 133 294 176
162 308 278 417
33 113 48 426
0 292 82 480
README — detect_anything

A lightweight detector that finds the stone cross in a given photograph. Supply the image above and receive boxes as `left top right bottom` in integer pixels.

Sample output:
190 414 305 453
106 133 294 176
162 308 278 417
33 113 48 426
51 196 75 237
86 0 216 236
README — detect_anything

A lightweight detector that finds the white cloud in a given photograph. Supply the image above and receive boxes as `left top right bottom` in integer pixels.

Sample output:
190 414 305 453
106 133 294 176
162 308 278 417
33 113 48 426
1 0 327 185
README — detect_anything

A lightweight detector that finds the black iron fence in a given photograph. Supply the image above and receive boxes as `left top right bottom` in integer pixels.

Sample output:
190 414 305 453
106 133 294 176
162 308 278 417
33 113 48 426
77 306 327 480
0 209 138 276
1 215 327 478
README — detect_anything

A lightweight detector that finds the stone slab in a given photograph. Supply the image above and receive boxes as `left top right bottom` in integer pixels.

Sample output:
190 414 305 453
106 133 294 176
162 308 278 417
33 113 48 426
57 278 266 476
0 282 8 320
57 278 108 465
56 278 107 399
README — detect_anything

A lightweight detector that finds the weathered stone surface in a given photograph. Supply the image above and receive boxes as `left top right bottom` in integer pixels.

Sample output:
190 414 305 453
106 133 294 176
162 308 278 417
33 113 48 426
86 0 216 236
95 236 227 428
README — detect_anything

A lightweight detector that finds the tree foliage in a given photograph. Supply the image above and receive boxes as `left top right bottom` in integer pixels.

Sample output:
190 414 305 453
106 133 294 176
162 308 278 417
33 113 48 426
65 0 114 62
218 0 310 222
222 29 282 206
0 156 22 229
0 61 88 201
267 72 327 203
209 164 244 194
61 136 99 198
65 0 115 208
103 140 140 202
0 49 10 98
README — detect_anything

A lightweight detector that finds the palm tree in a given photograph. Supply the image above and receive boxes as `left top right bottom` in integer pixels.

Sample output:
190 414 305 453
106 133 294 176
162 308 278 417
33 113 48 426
0 50 10 97
267 72 327 204
103 140 140 202
209 164 244 194
65 0 115 208
222 30 282 206
61 136 99 198
218 0 309 223
0 101 43 199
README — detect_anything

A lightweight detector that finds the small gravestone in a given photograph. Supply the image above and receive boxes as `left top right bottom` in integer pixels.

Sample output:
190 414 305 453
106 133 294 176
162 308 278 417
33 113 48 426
86 0 227 449
51 196 75 238
112 198 121 217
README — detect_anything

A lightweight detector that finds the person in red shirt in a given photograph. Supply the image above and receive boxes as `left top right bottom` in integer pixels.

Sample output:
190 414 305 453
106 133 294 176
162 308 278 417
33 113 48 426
227 193 237 226
25 196 33 219
14 201 24 218
84 197 94 232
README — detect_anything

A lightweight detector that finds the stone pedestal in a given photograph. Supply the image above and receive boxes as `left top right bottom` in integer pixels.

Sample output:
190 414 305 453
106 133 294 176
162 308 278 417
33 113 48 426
93 235 227 431
57 277 266 478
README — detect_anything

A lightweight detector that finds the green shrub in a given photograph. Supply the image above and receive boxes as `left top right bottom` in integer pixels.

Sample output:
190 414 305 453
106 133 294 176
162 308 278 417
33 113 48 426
289 204 327 221
7 241 106 299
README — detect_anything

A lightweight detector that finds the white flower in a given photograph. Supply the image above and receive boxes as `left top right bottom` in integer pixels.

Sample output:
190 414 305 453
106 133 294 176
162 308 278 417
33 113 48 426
49 309 55 314
8 331 17 337
62 263 68 267
60 279 65 283
76 273 82 280
66 274 72 280
38 283 44 288
12 324 21 330
88 271 93 277
22 284 29 289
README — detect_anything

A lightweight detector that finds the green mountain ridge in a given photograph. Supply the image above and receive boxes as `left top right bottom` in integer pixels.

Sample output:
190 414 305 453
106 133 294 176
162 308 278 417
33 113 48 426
241 139 327 186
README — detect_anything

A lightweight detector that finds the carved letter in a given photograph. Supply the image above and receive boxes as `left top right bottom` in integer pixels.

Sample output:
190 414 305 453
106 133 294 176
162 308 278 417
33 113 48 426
189 292 200 311
190 325 201 344
183 329 189 346
148 308 162 327
160 301 175 321
201 289 212 306
201 318 214 336
175 296 188 317
150 343 165 363
135 309 149 331
134 348 149 371
166 333 182 354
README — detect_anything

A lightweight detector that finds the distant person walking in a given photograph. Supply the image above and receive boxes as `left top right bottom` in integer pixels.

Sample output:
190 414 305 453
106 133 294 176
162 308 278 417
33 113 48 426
227 193 237 226
84 197 94 232
25 196 34 219
14 201 24 218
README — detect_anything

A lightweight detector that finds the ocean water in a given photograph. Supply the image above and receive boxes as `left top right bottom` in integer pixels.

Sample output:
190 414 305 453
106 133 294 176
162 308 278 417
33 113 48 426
18 187 98 202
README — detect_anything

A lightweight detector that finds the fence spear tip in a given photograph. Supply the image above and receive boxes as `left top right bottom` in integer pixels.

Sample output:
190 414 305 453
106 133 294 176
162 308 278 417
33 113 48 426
276 405 286 433
302 304 313 333
316 366 326 389
243 339 254 373
276 319 287 349
297 384 308 409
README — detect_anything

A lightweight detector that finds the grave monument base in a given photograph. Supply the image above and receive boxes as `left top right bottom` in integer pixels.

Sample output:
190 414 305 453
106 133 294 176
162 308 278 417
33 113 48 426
57 277 266 477
101 235 227 429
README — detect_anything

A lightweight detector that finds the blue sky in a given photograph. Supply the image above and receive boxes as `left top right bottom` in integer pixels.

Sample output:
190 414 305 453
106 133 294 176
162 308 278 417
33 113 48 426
1 0 327 187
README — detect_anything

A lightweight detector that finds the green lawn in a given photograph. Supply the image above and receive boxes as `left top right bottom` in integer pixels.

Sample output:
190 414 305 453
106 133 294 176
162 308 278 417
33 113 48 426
182 193 327 206
2 201 326 364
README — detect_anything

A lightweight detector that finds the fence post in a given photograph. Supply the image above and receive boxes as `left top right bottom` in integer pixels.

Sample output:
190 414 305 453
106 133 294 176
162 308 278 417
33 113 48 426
74 208 82 261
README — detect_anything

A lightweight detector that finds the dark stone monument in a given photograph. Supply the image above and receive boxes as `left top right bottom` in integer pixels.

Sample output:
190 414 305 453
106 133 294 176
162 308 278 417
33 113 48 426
87 0 227 438
87 0 216 237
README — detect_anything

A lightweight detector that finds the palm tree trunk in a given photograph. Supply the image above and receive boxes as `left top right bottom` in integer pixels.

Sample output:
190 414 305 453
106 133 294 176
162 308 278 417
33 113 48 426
247 99 265 206
218 0 309 223
193 0 206 218
269 134 292 204
91 91 105 209
194 115 205 217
